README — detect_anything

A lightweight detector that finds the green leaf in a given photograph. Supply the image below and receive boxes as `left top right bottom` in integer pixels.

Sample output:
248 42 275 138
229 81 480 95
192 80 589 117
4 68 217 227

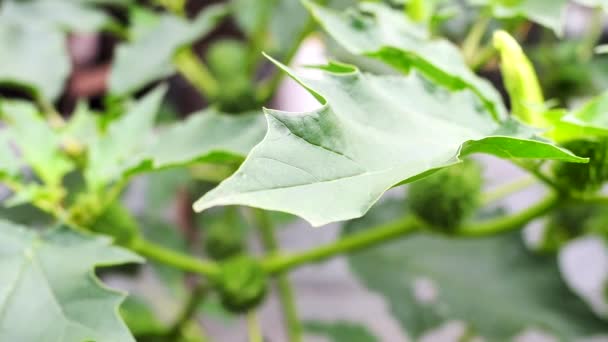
137 108 267 172
0 132 21 181
120 296 165 336
109 5 227 95
0 101 73 186
1 0 111 33
194 59 584 226
0 220 142 342
85 86 266 188
345 199 607 339
304 321 378 342
469 0 567 35
0 21 69 100
86 86 167 189
561 91 608 132
305 1 507 119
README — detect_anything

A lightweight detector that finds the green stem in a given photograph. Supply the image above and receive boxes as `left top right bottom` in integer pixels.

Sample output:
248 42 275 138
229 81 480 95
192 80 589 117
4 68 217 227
481 175 537 205
174 47 220 99
129 238 221 279
247 0 280 75
462 15 491 67
253 210 302 342
456 192 559 237
263 216 421 274
155 0 186 16
246 311 264 342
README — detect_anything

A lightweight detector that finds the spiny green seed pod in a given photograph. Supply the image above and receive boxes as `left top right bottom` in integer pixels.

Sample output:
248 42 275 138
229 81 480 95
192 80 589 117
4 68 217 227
552 138 608 193
493 30 546 127
408 160 483 231
217 255 267 313
204 222 245 261
206 39 256 113
540 202 608 252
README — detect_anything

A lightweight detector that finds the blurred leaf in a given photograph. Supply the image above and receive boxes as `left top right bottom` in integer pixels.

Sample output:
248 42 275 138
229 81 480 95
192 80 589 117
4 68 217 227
1 0 111 33
305 321 378 342
345 198 607 339
120 296 166 336
0 21 69 100
562 91 608 132
305 1 507 119
0 132 21 181
194 59 584 227
86 86 167 189
86 86 266 189
469 0 567 35
0 101 73 186
109 4 227 95
559 236 608 320
574 0 608 10
0 220 142 342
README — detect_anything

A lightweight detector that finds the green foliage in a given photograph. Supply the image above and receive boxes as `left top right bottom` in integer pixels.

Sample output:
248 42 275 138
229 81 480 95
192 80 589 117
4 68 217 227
202 207 247 260
552 139 608 193
0 220 142 342
109 4 227 95
217 255 268 313
345 198 607 339
2 0 608 339
304 321 378 342
195 57 583 227
409 160 483 231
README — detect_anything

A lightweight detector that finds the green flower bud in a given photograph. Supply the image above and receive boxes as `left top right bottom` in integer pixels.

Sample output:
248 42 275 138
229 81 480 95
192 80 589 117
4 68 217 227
408 160 483 231
217 255 268 313
493 30 546 127
552 138 608 193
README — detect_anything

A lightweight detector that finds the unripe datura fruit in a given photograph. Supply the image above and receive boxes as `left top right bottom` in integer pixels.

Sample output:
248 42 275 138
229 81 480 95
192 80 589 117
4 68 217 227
552 138 608 193
540 202 608 252
408 160 483 231
205 221 246 261
217 255 268 313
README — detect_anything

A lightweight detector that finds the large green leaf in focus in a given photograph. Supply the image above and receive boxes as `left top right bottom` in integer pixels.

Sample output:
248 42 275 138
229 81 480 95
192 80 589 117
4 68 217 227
469 0 567 35
109 5 227 95
193 59 584 226
305 321 378 342
0 220 142 342
0 101 73 186
345 199 608 339
305 1 506 119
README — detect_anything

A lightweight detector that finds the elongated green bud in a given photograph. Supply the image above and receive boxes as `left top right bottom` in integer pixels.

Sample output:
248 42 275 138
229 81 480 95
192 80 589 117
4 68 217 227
406 0 429 23
493 30 546 127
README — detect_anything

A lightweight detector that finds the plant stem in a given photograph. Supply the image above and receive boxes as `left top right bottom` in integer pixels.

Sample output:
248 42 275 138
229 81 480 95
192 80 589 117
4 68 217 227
174 47 219 99
253 210 302 342
155 0 186 16
246 311 264 342
263 216 421 274
167 283 208 340
462 15 491 67
481 175 537 205
456 192 559 236
129 238 221 279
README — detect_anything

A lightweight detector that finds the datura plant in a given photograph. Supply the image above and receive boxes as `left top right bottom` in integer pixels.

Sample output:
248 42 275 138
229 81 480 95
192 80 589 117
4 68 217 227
2 0 608 341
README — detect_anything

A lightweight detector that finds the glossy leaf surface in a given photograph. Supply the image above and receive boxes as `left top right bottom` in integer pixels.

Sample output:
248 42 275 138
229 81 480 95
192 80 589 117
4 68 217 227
194 60 583 226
